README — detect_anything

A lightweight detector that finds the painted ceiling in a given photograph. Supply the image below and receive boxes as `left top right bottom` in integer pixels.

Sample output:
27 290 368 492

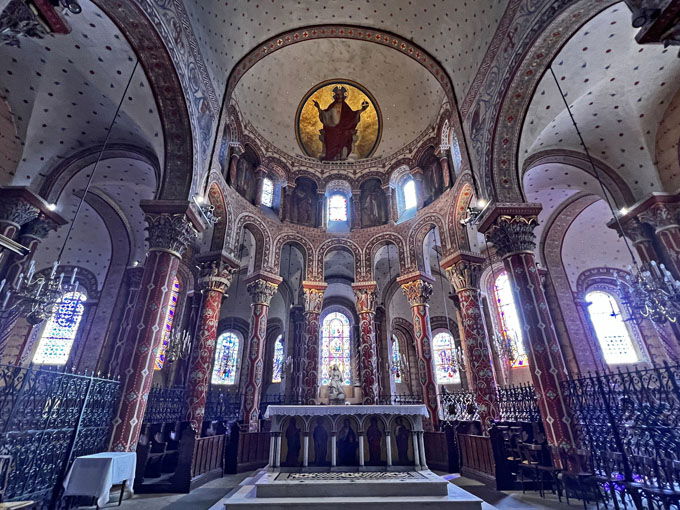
519 3 680 201
232 38 446 160
0 2 162 189
185 0 509 101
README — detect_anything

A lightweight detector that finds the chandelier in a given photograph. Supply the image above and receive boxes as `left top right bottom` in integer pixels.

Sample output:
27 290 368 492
494 332 520 366
165 328 192 364
617 261 680 324
0 260 79 325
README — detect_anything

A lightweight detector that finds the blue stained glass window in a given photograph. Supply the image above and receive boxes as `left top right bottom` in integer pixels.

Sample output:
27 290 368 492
33 291 87 365
328 194 348 222
493 271 528 368
320 312 351 385
272 334 284 383
391 336 403 383
155 277 180 370
212 331 240 385
432 331 461 384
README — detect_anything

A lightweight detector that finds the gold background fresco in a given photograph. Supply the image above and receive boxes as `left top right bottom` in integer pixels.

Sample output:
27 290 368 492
296 81 381 160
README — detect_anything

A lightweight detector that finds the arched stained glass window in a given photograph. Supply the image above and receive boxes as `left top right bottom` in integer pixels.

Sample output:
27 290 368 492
272 334 284 383
403 178 417 210
391 336 403 383
261 177 274 207
154 277 180 370
212 331 240 385
493 271 527 368
586 290 639 365
328 194 348 222
320 312 351 385
33 291 87 365
432 331 461 384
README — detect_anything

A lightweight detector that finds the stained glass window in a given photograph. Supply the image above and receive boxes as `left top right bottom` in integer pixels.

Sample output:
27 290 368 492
432 332 461 384
272 334 284 383
320 312 351 385
391 336 403 383
493 271 528 368
212 331 240 385
586 290 639 364
154 277 180 370
328 194 348 222
403 178 417 210
261 177 274 207
33 291 87 365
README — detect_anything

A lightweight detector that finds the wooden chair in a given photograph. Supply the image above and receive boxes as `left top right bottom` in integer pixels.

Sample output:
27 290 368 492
518 443 545 497
555 447 604 510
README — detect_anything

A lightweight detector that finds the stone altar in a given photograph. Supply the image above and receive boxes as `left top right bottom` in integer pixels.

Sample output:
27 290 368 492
216 405 482 509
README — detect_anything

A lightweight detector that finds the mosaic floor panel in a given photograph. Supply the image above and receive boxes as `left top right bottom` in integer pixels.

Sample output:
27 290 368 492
279 471 426 481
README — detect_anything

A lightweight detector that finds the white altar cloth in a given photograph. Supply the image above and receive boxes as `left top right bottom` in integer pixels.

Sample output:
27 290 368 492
264 404 429 418
63 452 136 508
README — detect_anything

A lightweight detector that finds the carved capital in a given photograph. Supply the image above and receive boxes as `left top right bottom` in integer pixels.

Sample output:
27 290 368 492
397 272 434 307
638 202 680 232
246 278 279 306
441 251 484 292
19 214 58 240
611 217 653 245
198 258 236 295
485 214 539 257
352 282 378 314
302 281 327 314
0 198 39 229
145 213 198 257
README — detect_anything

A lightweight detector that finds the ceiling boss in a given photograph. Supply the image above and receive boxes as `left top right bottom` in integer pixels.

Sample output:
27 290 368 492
296 80 381 162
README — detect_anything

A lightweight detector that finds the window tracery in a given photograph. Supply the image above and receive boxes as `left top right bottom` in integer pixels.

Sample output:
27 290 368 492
585 290 640 365
33 291 87 365
432 331 461 384
320 312 351 385
272 334 284 383
261 177 274 207
328 194 348 222
212 331 240 385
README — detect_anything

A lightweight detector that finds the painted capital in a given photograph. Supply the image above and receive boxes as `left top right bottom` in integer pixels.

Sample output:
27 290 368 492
302 280 327 314
246 274 280 306
197 252 238 294
397 272 434 306
0 198 39 229
441 251 485 292
638 202 680 232
352 282 378 314
145 213 198 257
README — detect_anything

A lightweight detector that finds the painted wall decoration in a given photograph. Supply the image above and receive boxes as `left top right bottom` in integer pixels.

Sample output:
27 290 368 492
360 178 388 227
296 80 381 161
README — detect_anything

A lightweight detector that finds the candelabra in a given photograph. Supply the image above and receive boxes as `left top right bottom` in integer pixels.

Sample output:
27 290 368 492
0 260 79 325
165 328 192 364
494 331 520 366
618 260 680 324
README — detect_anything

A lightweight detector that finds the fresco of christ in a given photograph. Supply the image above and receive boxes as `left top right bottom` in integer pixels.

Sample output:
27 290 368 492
313 86 370 161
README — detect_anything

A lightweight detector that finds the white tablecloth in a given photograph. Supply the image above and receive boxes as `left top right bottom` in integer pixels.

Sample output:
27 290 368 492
63 452 136 508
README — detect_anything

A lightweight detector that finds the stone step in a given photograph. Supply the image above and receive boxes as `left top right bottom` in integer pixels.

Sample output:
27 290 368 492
221 480 483 509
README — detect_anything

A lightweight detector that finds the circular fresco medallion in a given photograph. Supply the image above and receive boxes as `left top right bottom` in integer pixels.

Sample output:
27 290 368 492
296 80 381 161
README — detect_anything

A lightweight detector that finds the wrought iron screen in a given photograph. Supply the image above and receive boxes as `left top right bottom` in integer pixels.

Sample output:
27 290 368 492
0 364 120 507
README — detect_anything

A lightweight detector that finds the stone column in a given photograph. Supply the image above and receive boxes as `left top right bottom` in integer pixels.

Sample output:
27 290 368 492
441 251 499 432
352 282 380 404
0 193 40 276
110 206 200 452
185 252 237 434
410 168 425 209
301 281 326 404
286 305 305 402
254 166 267 206
397 272 439 430
240 271 282 432
228 144 243 186
479 204 577 458
435 147 452 189
385 185 398 223
351 192 361 229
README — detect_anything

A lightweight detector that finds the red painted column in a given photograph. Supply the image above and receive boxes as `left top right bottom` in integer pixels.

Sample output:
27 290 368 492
301 281 326 404
442 251 499 432
110 208 199 451
480 204 577 458
185 253 237 434
352 282 380 404
397 272 439 430
240 271 282 432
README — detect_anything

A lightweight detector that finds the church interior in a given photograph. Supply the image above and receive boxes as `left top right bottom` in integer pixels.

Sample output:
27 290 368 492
0 0 679 509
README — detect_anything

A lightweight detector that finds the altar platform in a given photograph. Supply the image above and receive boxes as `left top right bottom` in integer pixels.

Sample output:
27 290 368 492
217 405 483 509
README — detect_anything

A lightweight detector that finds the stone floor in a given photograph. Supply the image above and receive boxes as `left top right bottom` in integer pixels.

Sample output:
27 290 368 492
84 471 597 509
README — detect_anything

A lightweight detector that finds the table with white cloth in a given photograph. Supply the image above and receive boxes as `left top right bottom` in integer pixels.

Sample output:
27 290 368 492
62 452 136 508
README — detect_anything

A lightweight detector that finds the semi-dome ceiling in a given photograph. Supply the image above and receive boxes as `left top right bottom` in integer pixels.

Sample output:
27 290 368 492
231 38 447 161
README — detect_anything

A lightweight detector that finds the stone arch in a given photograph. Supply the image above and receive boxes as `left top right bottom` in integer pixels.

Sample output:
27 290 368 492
364 233 408 279
482 0 619 201
233 213 273 272
316 238 363 281
271 232 315 277
207 180 229 252
91 0 194 200
447 174 476 252
407 214 449 272
0 97 20 186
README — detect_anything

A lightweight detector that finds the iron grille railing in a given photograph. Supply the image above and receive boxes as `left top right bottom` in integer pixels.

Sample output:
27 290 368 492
203 388 241 423
439 389 479 422
376 393 424 405
497 382 540 422
143 386 186 424
0 364 120 507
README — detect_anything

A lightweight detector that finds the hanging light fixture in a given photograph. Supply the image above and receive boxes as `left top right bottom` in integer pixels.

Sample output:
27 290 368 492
165 328 192 364
549 67 680 325
0 60 139 325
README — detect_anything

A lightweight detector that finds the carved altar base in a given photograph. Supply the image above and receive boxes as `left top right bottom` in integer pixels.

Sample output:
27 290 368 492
217 405 482 509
